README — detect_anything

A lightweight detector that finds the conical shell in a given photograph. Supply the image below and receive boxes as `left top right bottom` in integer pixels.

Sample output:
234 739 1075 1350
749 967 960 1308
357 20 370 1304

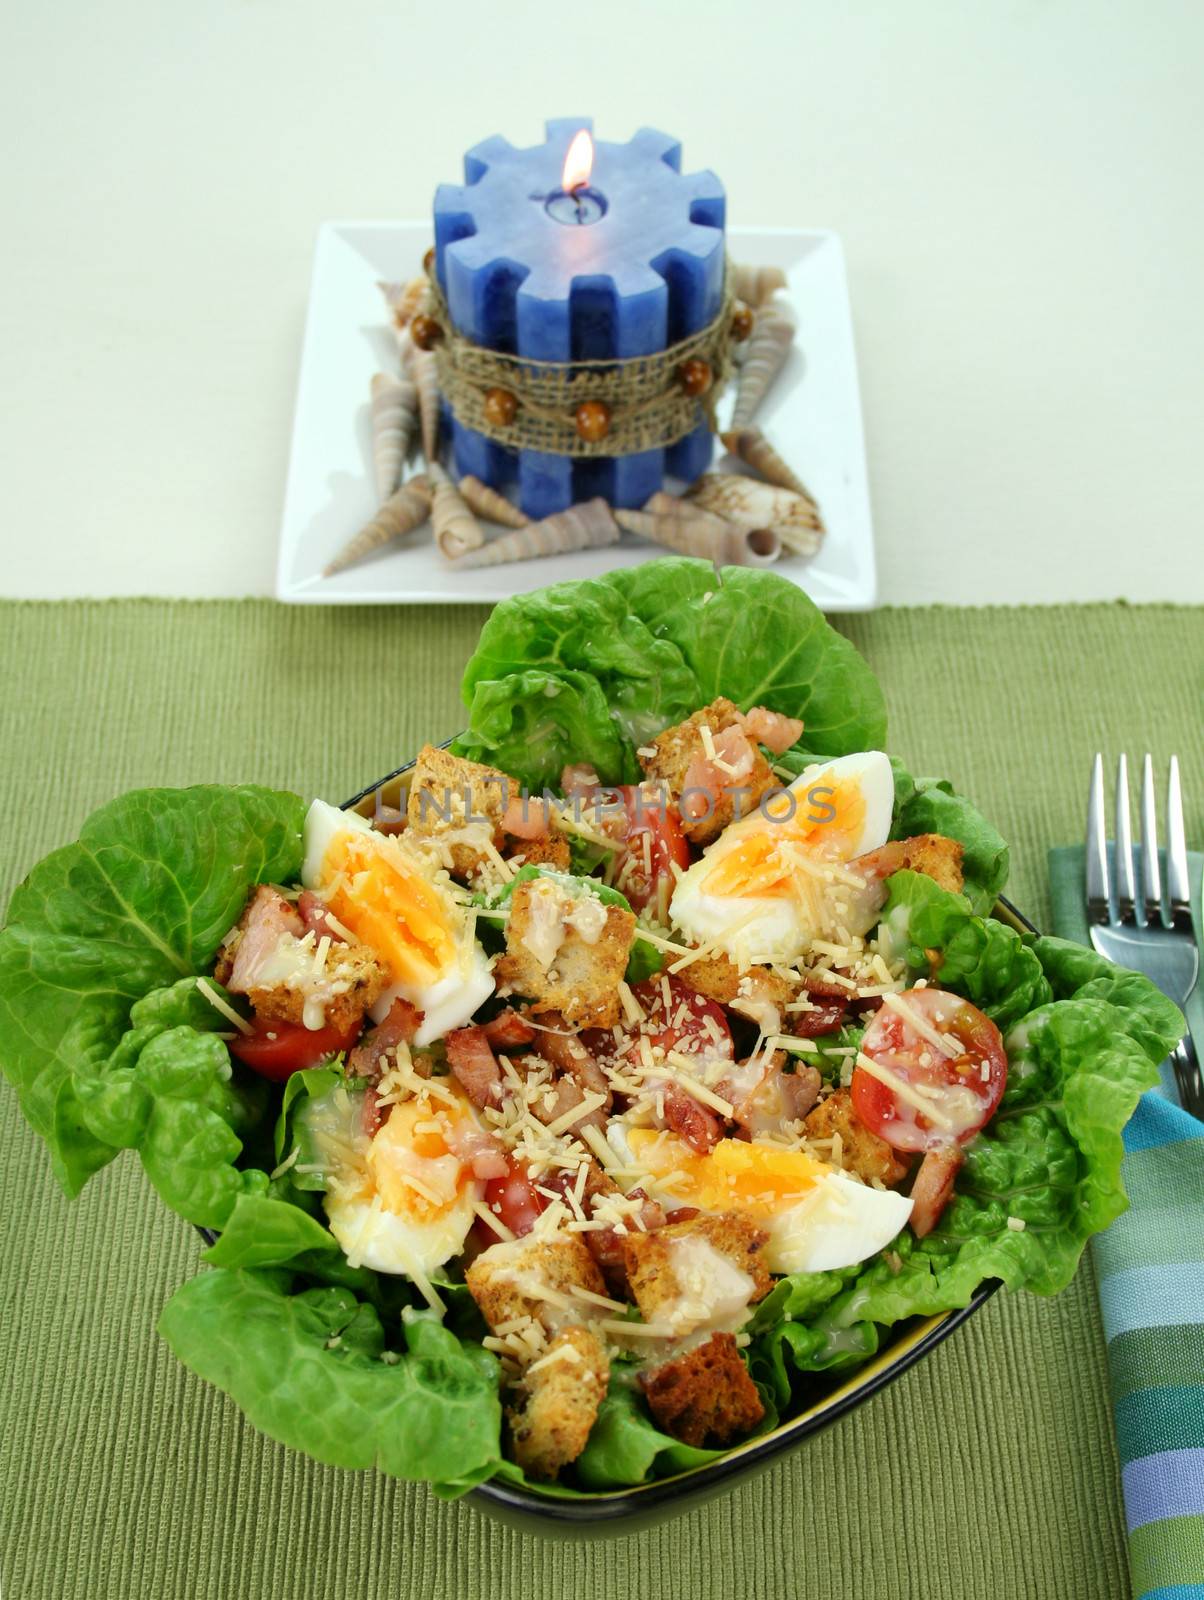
686 473 822 557
458 475 528 529
453 499 619 568
324 476 432 576
642 490 716 521
370 372 418 501
616 507 781 568
731 264 788 308
429 463 484 560
411 349 441 464
730 298 797 427
720 427 819 512
377 276 428 330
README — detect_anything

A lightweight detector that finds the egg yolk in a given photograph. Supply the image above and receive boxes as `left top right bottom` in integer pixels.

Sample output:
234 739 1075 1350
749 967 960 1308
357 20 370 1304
701 771 868 899
626 1128 830 1218
319 829 458 987
364 1098 473 1221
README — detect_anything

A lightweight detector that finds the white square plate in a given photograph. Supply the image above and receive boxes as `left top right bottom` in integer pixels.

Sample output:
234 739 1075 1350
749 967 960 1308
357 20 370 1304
276 223 876 609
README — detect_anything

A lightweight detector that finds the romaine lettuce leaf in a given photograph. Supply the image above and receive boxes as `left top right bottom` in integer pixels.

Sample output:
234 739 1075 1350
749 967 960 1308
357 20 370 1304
0 784 305 1195
157 1270 503 1495
888 760 1010 912
573 1379 725 1490
454 667 634 791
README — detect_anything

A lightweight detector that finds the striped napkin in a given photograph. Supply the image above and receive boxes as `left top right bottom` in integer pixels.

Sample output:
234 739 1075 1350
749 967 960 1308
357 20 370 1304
1049 846 1204 1600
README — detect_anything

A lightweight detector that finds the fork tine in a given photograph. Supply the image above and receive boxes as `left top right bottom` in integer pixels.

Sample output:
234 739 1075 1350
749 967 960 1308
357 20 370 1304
1086 753 1110 922
1114 754 1136 921
1166 754 1191 925
1140 753 1164 925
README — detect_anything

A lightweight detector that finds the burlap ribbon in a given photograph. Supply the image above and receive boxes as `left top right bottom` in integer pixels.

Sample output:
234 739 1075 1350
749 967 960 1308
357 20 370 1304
426 267 735 458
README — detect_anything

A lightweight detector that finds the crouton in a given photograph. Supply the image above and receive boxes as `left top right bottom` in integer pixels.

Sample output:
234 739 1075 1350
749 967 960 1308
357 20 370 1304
677 954 799 1033
850 833 965 896
802 1087 909 1187
506 831 572 871
623 1213 772 1336
465 1234 608 1334
493 877 635 1029
405 744 515 876
246 940 388 1034
507 1325 610 1479
640 1332 764 1448
639 698 778 846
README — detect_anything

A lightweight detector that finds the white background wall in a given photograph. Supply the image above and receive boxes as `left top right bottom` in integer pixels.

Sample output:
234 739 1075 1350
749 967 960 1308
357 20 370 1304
2 0 1201 603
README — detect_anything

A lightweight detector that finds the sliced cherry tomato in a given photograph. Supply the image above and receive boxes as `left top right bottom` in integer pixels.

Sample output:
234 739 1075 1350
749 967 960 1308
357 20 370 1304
596 783 691 918
481 1160 547 1239
584 972 733 1073
852 987 1006 1153
228 1015 363 1082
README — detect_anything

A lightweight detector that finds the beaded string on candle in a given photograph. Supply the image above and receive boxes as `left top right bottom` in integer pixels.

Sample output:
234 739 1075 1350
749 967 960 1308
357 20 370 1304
422 266 738 459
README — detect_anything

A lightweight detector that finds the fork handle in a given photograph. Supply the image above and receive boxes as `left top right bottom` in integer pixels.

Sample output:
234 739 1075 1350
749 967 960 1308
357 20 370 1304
1170 1032 1203 1120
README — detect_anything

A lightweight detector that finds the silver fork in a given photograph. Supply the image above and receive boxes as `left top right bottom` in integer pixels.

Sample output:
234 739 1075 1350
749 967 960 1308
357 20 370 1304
1086 754 1201 1117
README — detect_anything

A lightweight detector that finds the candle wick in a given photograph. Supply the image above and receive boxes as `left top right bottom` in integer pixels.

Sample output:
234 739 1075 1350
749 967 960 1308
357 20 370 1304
572 184 586 223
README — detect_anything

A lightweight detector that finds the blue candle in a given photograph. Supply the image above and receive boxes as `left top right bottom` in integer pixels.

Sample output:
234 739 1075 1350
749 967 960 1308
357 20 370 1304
433 117 726 519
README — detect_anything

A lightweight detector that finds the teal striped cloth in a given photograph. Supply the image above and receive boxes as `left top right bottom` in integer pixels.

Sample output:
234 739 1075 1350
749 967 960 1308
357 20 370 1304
1049 847 1204 1600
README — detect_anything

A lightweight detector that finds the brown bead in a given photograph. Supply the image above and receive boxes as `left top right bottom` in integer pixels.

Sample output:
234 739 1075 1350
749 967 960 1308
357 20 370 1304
483 387 518 427
410 314 443 351
730 304 755 341
677 358 713 397
575 400 611 443
422 245 436 275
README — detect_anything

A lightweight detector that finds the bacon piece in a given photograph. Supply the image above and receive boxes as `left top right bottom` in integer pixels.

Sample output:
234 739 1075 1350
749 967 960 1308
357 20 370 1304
580 1183 668 1295
801 971 852 1000
792 997 849 1037
440 1117 509 1181
347 997 422 1079
529 1013 612 1105
361 1081 386 1137
296 889 347 942
742 706 804 754
446 1025 503 1109
501 794 556 839
680 723 758 821
721 1052 822 1138
662 1085 723 1153
908 1145 964 1238
560 762 601 797
531 1074 609 1135
226 886 304 992
482 1007 538 1050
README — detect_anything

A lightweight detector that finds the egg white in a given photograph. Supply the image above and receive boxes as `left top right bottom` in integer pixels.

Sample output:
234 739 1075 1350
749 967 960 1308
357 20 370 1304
670 750 895 966
325 1187 479 1278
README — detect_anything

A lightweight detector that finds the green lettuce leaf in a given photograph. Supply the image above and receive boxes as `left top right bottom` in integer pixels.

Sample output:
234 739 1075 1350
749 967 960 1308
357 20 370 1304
0 785 305 1195
888 760 1010 912
453 668 633 791
201 1193 341 1270
157 1269 503 1495
574 1378 725 1490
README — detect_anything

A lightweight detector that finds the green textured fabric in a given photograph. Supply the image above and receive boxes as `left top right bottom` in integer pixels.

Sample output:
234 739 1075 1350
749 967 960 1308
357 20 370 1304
1 598 1202 1600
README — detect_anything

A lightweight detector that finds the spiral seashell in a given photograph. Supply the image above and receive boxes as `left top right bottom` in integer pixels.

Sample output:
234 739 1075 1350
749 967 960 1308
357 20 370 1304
731 264 788 308
719 427 819 514
429 463 484 560
453 499 619 568
324 476 432 576
458 475 528 529
730 298 797 428
616 506 781 568
411 349 441 463
369 372 418 502
686 473 822 557
377 276 428 330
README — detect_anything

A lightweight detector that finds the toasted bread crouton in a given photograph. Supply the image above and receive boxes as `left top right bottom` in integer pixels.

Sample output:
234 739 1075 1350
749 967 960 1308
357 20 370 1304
623 1213 772 1336
493 877 635 1029
640 1332 764 1448
676 954 799 1033
639 698 778 846
508 1325 610 1479
507 831 572 871
244 942 389 1034
406 744 515 876
850 833 965 896
802 1087 909 1187
466 1234 608 1334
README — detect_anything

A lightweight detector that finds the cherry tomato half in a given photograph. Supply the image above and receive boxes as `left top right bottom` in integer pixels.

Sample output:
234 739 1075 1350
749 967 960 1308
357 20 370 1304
605 784 692 918
228 1016 363 1083
481 1160 547 1239
852 987 1006 1153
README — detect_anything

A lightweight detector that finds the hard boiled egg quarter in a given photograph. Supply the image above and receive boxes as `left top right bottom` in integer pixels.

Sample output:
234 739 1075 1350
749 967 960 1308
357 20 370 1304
613 1123 912 1274
669 751 894 966
301 800 493 1045
304 1081 485 1278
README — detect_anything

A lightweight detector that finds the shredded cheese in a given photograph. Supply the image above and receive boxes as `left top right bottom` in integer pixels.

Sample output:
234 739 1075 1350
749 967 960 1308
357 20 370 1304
195 977 254 1035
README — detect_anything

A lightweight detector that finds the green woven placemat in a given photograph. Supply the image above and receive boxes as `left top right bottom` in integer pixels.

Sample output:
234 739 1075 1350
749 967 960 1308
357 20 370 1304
2 599 1201 1600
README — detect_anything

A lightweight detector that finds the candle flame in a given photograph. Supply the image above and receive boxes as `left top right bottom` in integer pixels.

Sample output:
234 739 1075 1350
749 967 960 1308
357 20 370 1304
561 129 594 193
